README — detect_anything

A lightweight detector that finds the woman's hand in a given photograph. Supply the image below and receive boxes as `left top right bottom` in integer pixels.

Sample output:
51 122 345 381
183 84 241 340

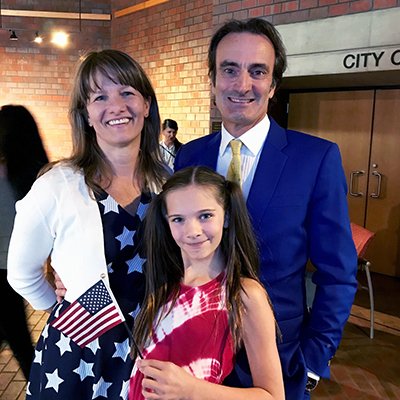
53 271 67 303
137 359 196 400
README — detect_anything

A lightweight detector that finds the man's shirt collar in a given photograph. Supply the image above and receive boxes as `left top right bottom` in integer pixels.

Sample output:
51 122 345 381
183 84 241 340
219 114 270 156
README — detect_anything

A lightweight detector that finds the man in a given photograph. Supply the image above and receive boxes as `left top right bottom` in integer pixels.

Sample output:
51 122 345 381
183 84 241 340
175 18 358 399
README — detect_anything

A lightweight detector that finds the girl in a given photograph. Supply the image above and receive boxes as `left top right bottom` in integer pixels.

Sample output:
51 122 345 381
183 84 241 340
130 166 284 400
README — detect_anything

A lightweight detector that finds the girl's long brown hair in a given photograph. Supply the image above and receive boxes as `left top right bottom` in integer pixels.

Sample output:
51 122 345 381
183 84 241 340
133 166 266 358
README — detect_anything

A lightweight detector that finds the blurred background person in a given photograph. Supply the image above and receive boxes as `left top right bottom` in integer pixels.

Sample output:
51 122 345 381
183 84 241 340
159 118 182 170
0 104 49 380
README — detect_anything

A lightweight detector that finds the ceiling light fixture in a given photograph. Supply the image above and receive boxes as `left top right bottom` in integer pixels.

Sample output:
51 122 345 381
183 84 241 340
34 31 43 44
9 30 18 40
51 31 68 48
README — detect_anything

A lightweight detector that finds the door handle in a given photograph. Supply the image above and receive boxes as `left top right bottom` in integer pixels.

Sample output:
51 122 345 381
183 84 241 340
349 170 364 197
370 171 382 198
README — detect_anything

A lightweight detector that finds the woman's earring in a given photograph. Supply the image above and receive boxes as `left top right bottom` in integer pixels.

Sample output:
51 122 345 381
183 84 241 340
223 214 229 229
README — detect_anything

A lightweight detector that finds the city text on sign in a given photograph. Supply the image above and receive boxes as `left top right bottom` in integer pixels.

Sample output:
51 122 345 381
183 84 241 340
343 49 400 69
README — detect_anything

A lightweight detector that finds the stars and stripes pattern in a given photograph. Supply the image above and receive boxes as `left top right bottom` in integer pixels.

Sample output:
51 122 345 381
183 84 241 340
27 190 151 399
50 280 125 348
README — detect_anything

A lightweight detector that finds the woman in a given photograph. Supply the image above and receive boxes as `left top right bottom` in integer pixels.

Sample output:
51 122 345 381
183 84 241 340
0 105 48 380
159 118 182 170
7 50 168 399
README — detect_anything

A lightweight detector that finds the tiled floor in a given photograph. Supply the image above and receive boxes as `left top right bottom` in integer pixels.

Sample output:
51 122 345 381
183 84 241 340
0 307 46 400
314 309 400 399
1 272 399 400
314 271 400 400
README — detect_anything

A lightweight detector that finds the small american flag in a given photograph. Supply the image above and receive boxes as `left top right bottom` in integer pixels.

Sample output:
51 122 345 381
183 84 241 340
50 279 125 348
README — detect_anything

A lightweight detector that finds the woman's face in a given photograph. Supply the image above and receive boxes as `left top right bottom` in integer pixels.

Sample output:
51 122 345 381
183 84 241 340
86 71 150 153
161 127 177 146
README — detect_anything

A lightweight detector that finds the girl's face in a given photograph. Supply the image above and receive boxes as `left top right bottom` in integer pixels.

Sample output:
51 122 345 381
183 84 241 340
86 71 150 152
165 184 225 266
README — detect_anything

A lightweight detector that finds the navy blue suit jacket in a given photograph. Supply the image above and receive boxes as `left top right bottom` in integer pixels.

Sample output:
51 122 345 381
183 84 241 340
175 118 358 399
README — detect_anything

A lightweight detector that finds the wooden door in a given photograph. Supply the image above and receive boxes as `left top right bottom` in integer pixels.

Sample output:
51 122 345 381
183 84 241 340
288 91 374 225
288 89 400 277
364 89 400 276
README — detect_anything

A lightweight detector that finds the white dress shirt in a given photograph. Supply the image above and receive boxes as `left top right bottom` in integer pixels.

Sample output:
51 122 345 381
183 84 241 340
216 114 270 199
159 141 176 170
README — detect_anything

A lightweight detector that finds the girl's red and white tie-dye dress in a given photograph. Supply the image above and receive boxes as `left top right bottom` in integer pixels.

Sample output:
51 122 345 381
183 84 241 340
129 271 235 399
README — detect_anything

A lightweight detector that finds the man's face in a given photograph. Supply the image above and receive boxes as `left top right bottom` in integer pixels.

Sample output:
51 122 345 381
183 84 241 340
212 32 276 137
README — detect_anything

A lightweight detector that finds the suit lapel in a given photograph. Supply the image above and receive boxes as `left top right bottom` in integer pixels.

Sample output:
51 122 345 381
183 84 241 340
247 119 288 230
200 132 221 169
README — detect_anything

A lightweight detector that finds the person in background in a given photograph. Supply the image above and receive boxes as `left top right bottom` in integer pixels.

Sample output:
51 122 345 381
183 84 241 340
7 50 168 399
159 118 182 170
175 18 358 399
0 104 48 380
130 166 284 400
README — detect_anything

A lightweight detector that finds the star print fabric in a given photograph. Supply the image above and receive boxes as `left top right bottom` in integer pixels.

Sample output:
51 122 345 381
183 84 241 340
26 191 152 400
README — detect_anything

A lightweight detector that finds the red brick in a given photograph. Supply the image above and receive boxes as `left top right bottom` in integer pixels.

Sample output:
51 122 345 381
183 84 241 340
233 9 250 19
319 0 338 6
242 0 258 7
350 0 372 11
265 4 283 14
329 2 351 15
249 6 266 16
300 0 318 9
214 4 227 14
282 0 300 12
373 0 397 7
227 1 242 12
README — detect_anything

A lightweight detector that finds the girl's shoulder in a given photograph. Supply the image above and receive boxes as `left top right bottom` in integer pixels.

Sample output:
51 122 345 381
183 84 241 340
240 277 265 293
240 278 269 308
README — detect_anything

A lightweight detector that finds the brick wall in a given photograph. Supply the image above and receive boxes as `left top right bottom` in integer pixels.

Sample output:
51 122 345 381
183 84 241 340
1 1 398 157
0 1 111 161
111 0 213 143
112 0 399 142
212 0 399 25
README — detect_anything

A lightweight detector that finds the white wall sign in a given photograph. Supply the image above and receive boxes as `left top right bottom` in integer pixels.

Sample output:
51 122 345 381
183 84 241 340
277 9 400 77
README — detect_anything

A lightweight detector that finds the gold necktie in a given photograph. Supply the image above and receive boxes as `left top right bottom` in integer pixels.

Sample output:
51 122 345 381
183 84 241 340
227 140 242 186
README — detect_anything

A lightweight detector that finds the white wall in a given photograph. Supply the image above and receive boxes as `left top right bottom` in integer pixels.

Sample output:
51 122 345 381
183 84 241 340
277 8 400 77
